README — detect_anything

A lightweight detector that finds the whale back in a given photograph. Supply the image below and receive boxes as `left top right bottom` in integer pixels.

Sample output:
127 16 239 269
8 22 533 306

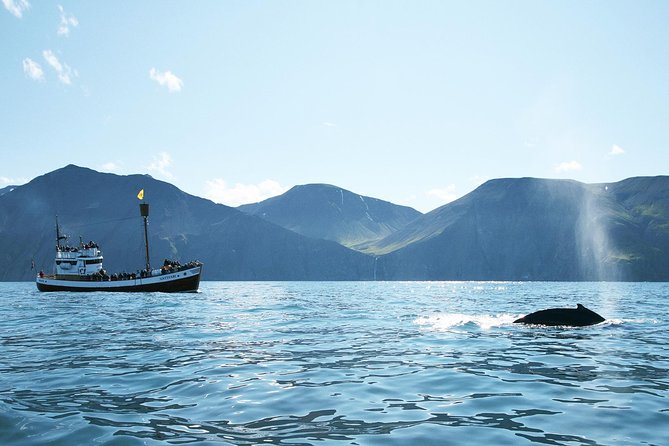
514 303 605 327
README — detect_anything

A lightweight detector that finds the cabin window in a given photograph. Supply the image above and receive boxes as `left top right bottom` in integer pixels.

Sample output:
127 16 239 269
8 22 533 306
85 259 102 265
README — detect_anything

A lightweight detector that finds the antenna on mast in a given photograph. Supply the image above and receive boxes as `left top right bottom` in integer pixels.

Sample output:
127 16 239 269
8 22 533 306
55 215 67 249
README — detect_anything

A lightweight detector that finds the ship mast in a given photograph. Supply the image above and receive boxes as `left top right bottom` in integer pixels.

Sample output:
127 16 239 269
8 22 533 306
55 215 67 249
139 202 151 272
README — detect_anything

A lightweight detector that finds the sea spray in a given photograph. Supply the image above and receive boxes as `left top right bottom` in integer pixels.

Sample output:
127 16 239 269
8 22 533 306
414 313 519 331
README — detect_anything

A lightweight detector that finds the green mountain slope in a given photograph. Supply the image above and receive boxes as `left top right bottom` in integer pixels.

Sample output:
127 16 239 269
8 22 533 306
239 184 421 249
373 177 669 281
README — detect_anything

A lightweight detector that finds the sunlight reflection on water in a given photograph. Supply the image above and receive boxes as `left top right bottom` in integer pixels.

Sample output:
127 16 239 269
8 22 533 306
0 281 668 445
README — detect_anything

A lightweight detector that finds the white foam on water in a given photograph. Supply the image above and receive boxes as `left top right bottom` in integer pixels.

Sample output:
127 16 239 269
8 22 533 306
602 318 659 326
414 313 520 331
415 315 659 332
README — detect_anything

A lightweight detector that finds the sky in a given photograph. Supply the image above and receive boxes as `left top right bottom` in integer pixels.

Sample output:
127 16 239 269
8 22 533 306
2 1 668 212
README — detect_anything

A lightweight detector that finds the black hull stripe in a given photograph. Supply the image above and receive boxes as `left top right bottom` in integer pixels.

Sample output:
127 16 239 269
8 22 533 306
36 271 201 293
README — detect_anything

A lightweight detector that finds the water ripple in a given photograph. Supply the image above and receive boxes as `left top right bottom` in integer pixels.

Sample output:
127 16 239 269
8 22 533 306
1 282 668 445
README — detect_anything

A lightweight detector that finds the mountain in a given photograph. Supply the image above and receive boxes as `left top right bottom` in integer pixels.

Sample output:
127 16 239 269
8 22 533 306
373 177 669 281
0 185 17 197
0 165 375 281
2 167 668 282
238 184 421 249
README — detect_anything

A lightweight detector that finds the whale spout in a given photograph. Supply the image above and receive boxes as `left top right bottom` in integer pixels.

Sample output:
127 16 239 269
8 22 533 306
514 304 605 327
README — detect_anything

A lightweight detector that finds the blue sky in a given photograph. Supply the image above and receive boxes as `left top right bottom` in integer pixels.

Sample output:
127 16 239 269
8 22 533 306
2 1 668 212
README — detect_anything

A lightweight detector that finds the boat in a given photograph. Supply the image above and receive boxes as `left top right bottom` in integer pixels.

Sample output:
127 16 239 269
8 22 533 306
36 197 202 292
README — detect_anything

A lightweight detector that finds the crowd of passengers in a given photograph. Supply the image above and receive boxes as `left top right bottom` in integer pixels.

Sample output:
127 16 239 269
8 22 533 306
160 259 202 275
57 241 99 252
86 259 202 281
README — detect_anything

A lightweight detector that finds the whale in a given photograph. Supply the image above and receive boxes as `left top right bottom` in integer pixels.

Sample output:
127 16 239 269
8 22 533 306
514 304 605 327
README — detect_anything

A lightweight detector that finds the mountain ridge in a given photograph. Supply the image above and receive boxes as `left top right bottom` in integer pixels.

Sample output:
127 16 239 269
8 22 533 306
373 176 669 281
0 165 375 281
1 165 668 281
239 183 421 248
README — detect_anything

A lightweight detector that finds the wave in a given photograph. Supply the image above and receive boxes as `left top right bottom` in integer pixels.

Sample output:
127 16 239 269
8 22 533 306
601 318 659 326
415 314 660 332
414 313 520 331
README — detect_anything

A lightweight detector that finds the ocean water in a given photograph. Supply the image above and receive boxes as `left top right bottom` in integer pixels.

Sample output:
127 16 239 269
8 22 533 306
0 281 667 446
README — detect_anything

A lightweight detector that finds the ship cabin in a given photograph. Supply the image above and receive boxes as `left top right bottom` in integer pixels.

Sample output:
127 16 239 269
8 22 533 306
53 243 104 279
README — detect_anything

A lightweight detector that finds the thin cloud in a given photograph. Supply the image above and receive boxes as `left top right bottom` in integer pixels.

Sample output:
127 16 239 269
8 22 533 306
99 161 122 173
42 50 75 84
2 0 30 18
609 144 625 156
22 58 44 81
555 160 583 173
427 184 458 203
0 176 15 186
0 175 28 186
57 4 78 36
147 152 174 179
523 139 539 149
205 178 288 207
149 68 183 93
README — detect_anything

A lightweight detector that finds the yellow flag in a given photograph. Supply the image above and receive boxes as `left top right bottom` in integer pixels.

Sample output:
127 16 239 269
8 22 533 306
137 189 144 200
